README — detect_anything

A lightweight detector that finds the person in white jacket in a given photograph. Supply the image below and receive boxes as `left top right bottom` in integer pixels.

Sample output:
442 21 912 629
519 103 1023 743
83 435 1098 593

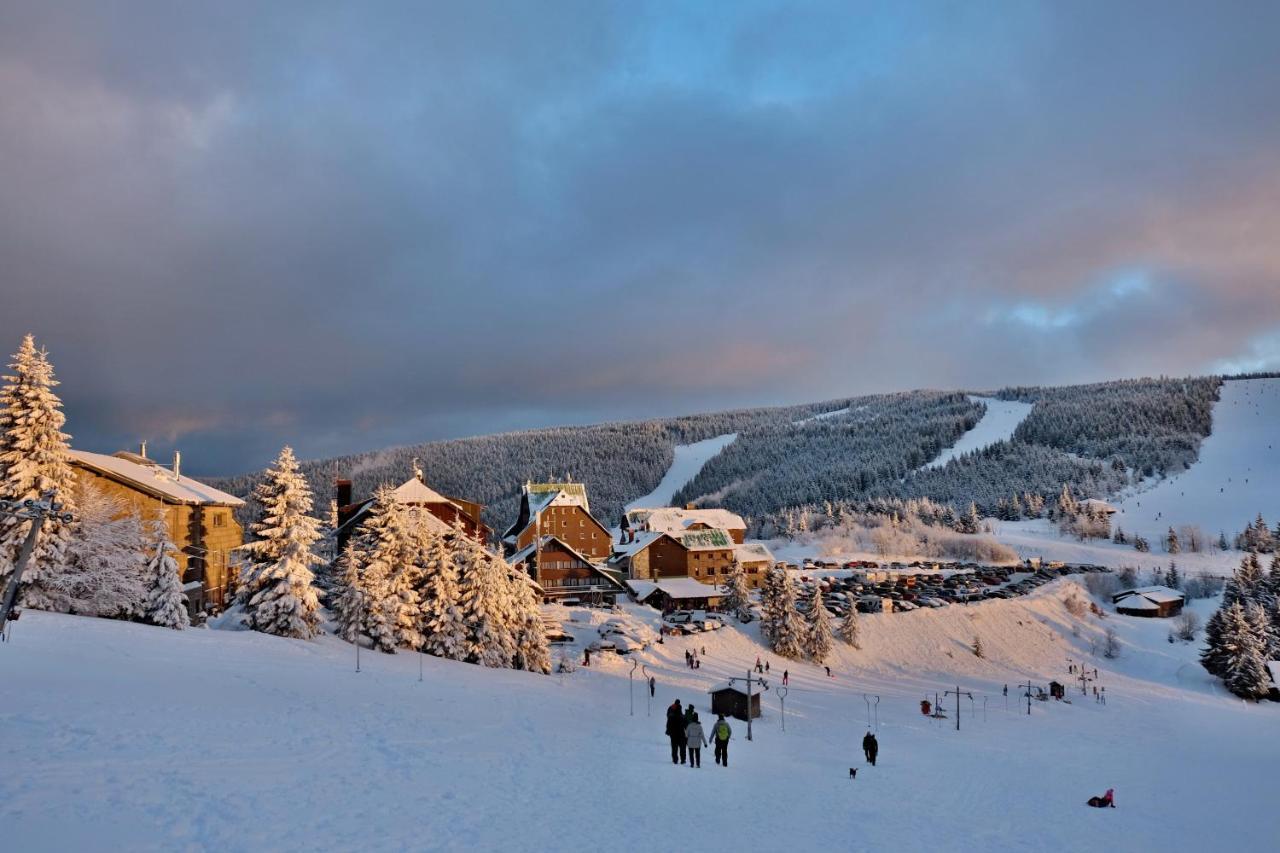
685 713 709 768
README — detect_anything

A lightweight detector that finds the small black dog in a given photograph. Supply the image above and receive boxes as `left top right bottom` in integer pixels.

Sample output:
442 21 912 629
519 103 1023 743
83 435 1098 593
848 768 857 779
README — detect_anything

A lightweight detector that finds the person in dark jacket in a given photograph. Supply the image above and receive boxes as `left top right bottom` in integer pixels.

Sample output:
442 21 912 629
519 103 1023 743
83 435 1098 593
711 714 733 767
684 702 697 726
862 731 878 766
666 700 687 764
1086 788 1115 808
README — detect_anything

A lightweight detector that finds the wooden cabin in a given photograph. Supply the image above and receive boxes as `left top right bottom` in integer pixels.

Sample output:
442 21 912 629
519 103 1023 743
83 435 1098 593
610 531 688 580
503 481 612 561
708 681 763 721
68 448 244 612
334 469 489 553
1112 586 1185 618
679 529 739 585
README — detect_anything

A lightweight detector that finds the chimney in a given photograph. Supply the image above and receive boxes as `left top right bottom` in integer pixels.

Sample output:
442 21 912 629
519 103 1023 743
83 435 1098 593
172 450 182 478
336 478 353 509
139 440 147 459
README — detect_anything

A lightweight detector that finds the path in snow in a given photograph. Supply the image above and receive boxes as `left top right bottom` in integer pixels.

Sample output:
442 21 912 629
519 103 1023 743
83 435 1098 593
625 433 736 511
4 584 1276 852
924 395 1034 469
1112 377 1280 544
793 405 854 425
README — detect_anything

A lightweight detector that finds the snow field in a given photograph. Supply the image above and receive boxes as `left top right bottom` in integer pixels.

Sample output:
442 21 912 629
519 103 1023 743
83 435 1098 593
3 579 1277 852
625 432 737 512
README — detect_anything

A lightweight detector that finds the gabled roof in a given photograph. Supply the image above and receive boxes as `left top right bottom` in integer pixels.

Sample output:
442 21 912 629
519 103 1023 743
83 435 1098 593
629 507 746 535
734 542 774 564
335 476 466 539
611 531 672 559
1114 594 1159 610
1112 585 1185 605
626 576 721 601
504 481 604 541
508 535 625 590
679 529 734 551
69 450 244 507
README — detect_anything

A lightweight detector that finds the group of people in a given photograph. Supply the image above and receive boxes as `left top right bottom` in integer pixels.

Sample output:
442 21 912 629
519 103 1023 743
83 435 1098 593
861 731 879 766
685 649 702 669
753 656 771 674
666 700 733 768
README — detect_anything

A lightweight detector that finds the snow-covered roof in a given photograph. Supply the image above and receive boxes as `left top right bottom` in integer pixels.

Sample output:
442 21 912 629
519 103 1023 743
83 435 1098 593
679 529 735 551
1078 498 1117 514
1114 594 1159 610
69 450 244 507
389 477 451 505
708 680 764 696
626 577 721 601
1113 585 1185 605
735 542 774 564
526 482 591 515
507 535 598 568
629 507 746 535
611 531 669 558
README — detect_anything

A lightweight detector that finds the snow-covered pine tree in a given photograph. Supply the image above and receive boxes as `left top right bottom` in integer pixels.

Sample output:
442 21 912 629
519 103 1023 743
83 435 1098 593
1165 527 1181 555
1269 554 1280 598
972 635 985 658
330 542 365 643
354 487 412 653
1200 606 1228 677
1165 562 1181 590
142 518 189 629
55 482 148 618
837 601 860 648
418 527 467 659
510 570 551 674
759 566 782 644
721 559 750 618
804 585 833 662
236 446 323 639
456 536 518 667
1112 526 1126 545
769 569 805 659
0 335 78 608
1236 551 1265 603
1133 535 1150 553
1217 531 1230 552
1220 601 1272 700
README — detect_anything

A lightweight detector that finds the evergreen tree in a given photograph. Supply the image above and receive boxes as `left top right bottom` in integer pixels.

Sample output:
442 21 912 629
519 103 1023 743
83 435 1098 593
721 559 750 617
1165 527 1181 555
1269 554 1280 598
1164 562 1181 590
768 568 805 659
759 566 783 645
837 602 860 648
510 570 551 674
1220 602 1272 700
0 335 78 608
330 543 365 643
1112 526 1126 545
355 487 411 653
1133 535 1150 553
418 528 467 659
236 447 323 639
804 586 833 662
1200 606 1229 677
456 537 518 667
972 635 985 658
142 518 188 629
1217 531 1230 552
1236 552 1265 602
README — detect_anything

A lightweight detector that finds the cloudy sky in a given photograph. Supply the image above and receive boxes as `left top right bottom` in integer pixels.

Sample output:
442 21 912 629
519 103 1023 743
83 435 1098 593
3 1 1280 475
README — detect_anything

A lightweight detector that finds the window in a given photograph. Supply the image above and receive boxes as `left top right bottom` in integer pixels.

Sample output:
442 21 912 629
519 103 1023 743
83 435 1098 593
212 512 226 528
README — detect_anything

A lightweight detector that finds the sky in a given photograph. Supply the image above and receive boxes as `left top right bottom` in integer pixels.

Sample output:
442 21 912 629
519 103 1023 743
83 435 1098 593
3 1 1280 475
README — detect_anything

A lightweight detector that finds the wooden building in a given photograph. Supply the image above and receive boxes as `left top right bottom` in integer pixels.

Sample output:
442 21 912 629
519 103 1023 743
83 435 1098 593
68 448 244 611
507 535 625 604
626 577 724 611
733 542 774 589
503 481 612 561
610 531 688 580
708 681 763 721
680 529 739 584
335 468 489 553
1111 586 1185 618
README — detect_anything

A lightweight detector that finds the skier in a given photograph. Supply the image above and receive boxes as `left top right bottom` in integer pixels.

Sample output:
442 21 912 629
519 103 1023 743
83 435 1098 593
666 700 687 765
783 670 789 686
862 731 878 766
712 714 733 767
685 713 708 768
1086 788 1116 808
825 665 832 678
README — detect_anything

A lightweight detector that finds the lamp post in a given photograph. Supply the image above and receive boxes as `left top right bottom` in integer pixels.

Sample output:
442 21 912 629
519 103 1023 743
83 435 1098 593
629 660 637 716
778 686 788 732
642 665 653 717
0 492 73 635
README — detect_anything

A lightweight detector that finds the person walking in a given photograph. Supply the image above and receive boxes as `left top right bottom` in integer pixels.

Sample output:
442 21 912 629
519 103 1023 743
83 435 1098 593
685 713 708 768
783 669 789 686
684 702 697 727
666 700 687 765
824 665 832 678
765 661 770 673
712 714 733 767
862 731 878 766
649 676 656 698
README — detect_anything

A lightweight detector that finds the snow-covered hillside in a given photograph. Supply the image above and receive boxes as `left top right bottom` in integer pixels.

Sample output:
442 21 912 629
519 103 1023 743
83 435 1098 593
1113 377 1280 543
625 433 736 511
3 584 1277 852
925 395 1034 469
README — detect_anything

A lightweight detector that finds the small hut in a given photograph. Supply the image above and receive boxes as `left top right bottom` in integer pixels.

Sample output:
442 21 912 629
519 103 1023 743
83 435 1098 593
708 680 764 721
1112 586 1184 618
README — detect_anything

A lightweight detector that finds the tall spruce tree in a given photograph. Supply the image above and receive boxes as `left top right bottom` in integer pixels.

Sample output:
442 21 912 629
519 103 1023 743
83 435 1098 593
355 487 412 653
837 602 860 648
510 570 551 674
0 335 78 608
769 568 805 659
804 585 834 662
1220 602 1272 700
143 518 189 630
419 527 467 659
456 537 518 667
330 542 365 643
721 559 750 617
236 447 323 639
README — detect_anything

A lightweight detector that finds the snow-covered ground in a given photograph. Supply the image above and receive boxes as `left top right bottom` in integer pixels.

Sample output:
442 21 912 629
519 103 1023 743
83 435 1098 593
925 395 1034 469
625 433 736 511
4 582 1277 852
1111 377 1280 544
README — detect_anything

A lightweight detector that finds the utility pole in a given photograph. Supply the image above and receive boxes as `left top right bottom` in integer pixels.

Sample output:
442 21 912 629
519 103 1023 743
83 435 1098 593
0 492 72 634
1022 678 1039 715
746 669 754 741
944 685 973 731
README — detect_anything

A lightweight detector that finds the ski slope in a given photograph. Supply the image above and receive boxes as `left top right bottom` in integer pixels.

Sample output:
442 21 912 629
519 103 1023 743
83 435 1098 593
625 433 736 511
1112 377 1280 544
925 396 1034 469
3 584 1277 852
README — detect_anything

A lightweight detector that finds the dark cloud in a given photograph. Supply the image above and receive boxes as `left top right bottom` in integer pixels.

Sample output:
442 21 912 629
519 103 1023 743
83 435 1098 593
2 1 1279 474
